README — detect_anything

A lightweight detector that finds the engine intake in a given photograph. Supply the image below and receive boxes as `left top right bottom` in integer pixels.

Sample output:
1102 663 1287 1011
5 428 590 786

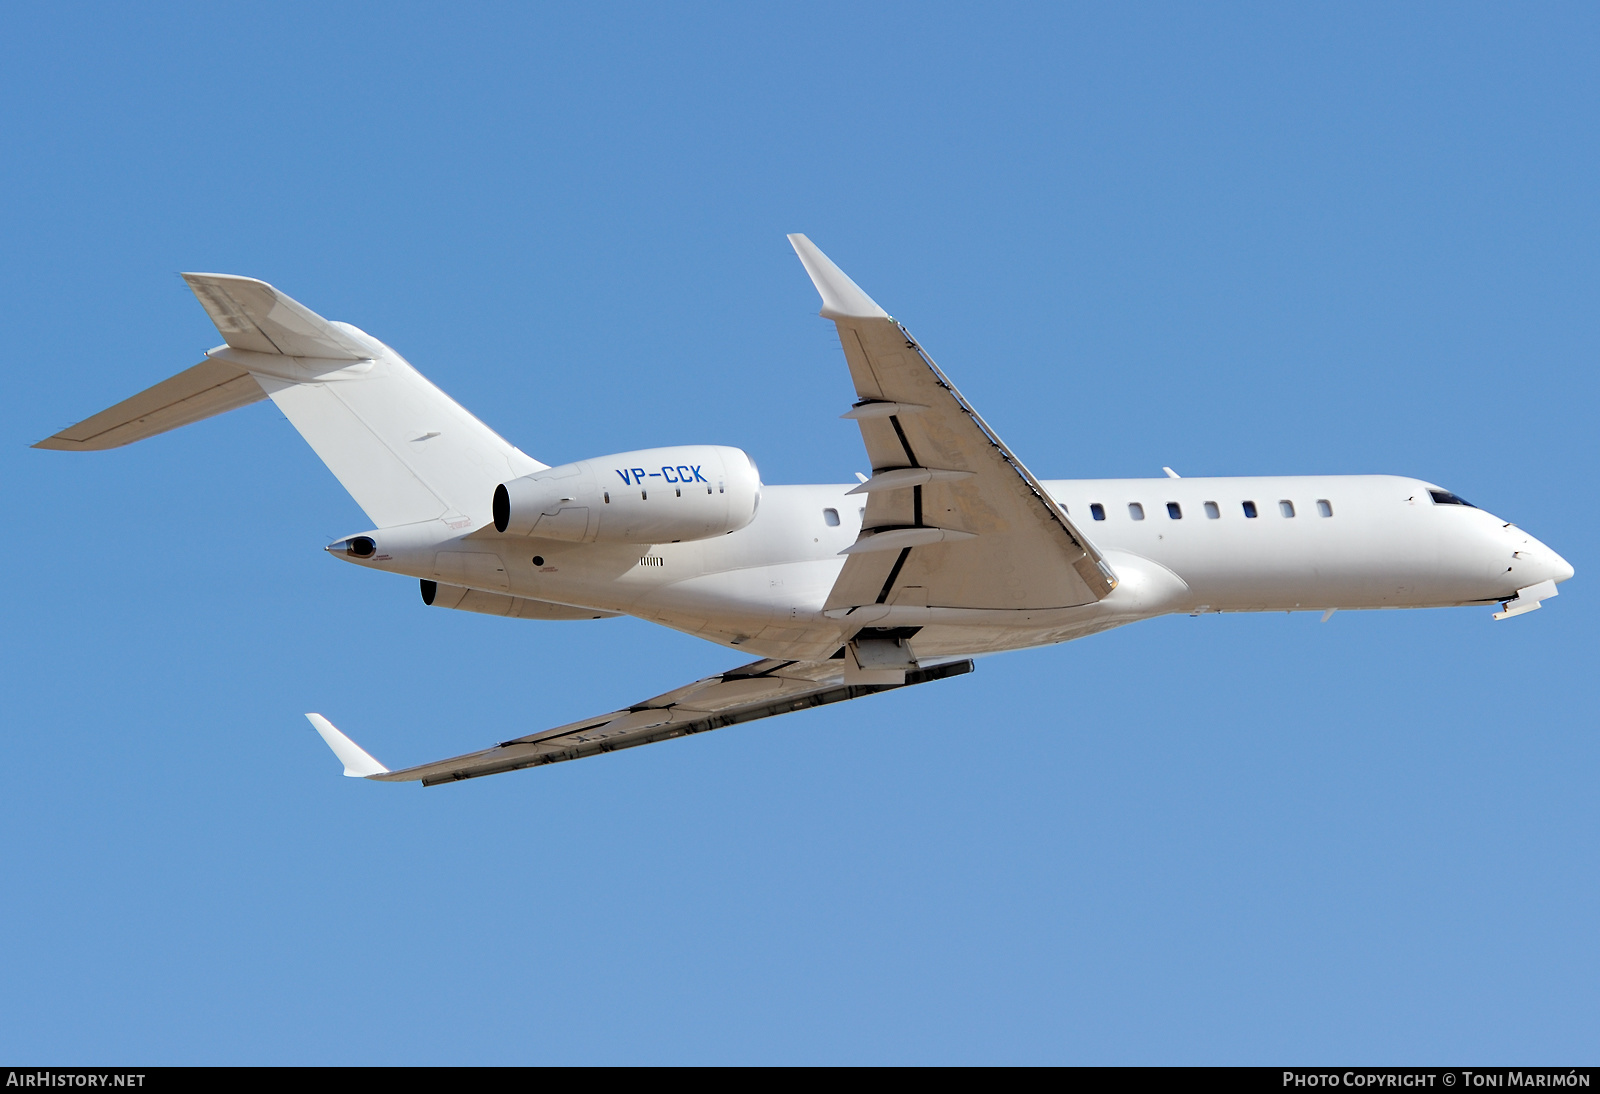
494 445 761 543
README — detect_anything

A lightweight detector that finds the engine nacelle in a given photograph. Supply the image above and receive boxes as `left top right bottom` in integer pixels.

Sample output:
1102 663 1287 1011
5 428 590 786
420 580 619 620
493 445 761 543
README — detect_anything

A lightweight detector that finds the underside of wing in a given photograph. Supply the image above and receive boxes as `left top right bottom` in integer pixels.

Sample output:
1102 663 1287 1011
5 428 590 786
354 656 972 785
788 235 1117 618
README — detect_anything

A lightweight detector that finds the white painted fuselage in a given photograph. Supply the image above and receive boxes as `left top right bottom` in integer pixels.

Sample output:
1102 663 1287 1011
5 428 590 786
333 472 1572 663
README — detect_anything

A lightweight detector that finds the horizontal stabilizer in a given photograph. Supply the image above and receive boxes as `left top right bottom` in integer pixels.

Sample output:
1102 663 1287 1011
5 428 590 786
183 273 371 360
33 359 266 451
305 713 389 778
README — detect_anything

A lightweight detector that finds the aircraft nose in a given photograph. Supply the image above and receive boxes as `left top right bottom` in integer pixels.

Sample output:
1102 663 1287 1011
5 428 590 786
1550 549 1575 584
1507 528 1574 586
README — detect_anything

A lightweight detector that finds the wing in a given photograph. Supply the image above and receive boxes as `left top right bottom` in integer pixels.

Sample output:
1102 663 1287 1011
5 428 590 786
787 235 1117 621
311 656 973 786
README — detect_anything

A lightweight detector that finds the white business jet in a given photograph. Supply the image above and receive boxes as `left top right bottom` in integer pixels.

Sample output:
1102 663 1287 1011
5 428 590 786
36 236 1574 786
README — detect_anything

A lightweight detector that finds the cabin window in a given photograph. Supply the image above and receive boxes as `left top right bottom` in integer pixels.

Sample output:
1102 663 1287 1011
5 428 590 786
1242 501 1258 518
1279 500 1295 518
1429 490 1476 508
823 508 840 526
675 487 682 497
1090 503 1106 521
603 492 611 504
1317 499 1333 518
1128 503 1145 521
641 490 648 501
1204 501 1220 519
1166 502 1182 519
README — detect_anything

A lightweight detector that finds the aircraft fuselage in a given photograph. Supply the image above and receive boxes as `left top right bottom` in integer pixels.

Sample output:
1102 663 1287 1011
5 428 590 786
330 473 1572 662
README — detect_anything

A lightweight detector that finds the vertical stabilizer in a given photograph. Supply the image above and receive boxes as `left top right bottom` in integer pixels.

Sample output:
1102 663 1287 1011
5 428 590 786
181 274 544 528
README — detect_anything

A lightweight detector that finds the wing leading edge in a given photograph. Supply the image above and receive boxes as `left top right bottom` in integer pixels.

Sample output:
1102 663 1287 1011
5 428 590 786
787 235 1117 621
311 657 973 786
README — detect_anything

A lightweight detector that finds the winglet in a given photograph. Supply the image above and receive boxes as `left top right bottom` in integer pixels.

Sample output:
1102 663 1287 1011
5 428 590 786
305 713 390 778
787 234 890 321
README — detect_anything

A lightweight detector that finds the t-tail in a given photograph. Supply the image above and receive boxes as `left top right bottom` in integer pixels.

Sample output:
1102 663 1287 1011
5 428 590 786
34 274 545 531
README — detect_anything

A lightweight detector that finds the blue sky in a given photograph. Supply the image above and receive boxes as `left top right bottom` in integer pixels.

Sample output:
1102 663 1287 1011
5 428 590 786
2 2 1596 1064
